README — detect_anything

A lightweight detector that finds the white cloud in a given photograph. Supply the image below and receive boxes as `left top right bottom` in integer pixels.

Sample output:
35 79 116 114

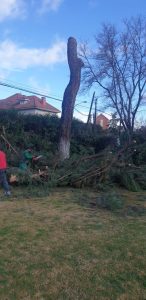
28 76 52 94
0 0 25 21
0 39 66 71
38 0 63 14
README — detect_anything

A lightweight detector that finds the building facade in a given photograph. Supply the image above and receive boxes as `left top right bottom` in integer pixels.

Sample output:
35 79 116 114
0 93 60 116
96 113 110 129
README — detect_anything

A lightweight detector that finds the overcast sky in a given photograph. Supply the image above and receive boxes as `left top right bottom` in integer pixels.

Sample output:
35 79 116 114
0 0 145 121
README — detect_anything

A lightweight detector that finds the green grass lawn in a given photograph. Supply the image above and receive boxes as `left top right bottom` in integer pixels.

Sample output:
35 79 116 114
0 187 146 300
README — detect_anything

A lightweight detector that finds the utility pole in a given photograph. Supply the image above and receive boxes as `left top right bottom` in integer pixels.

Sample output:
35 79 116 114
94 96 98 126
87 91 95 124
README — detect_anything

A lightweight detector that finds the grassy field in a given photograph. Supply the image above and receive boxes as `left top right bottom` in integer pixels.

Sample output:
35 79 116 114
0 187 146 300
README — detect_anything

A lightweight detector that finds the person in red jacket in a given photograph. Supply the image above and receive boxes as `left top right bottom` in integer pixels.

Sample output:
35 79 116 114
0 150 11 196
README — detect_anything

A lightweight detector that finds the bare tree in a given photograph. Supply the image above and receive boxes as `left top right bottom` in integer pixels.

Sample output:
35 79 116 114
59 37 84 161
81 17 146 142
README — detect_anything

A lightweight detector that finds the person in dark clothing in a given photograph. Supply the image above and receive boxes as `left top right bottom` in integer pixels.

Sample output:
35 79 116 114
19 147 41 171
0 149 11 196
19 148 34 170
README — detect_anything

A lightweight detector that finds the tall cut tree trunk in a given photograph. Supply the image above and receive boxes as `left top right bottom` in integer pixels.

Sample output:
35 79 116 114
59 37 84 161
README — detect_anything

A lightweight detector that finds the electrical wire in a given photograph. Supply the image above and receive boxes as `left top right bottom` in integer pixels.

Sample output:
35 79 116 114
0 79 102 117
0 80 63 102
74 108 89 116
0 78 62 101
0 79 93 114
0 79 91 108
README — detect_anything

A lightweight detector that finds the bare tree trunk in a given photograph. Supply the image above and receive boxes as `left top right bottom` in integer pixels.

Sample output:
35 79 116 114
59 37 84 161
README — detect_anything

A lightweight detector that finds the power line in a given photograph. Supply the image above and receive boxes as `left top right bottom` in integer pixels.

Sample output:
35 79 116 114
0 77 62 100
0 79 91 109
75 104 90 109
0 80 63 102
0 79 113 121
0 79 94 117
74 108 88 116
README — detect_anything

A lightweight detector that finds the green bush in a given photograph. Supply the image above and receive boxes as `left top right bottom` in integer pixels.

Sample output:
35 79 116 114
0 111 114 161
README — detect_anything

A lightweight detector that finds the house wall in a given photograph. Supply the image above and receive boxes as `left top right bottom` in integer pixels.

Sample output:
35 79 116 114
19 109 57 116
96 115 109 129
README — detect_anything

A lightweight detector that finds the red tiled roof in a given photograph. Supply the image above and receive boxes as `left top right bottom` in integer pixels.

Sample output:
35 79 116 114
96 113 109 121
0 93 60 113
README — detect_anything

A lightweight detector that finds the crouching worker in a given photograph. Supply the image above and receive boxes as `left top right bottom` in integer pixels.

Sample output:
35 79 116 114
19 146 40 171
0 148 11 196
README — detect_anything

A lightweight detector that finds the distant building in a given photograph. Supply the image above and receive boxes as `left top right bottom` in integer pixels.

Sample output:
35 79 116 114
96 113 110 129
0 93 60 116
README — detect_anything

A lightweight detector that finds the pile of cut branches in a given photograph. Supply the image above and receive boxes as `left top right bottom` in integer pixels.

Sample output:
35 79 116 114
56 143 146 190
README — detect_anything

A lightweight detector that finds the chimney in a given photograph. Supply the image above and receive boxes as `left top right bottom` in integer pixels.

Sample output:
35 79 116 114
41 96 46 106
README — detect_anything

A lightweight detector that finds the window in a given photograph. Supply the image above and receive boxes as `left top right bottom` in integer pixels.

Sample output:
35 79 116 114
19 99 29 104
100 119 103 127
